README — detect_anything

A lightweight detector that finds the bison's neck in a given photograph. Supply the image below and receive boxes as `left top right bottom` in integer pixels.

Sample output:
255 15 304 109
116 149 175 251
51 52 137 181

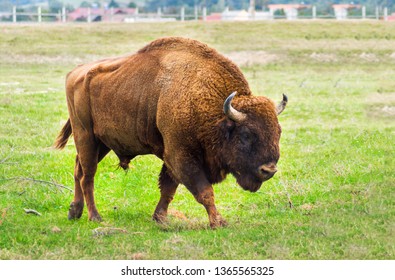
195 115 229 184
204 152 229 185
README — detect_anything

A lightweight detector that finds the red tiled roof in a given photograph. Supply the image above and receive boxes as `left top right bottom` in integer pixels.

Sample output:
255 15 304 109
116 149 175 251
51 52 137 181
206 13 222 21
332 4 361 9
68 7 136 21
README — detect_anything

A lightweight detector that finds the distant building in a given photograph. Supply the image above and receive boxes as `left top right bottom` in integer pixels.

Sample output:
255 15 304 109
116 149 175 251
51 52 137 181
206 13 222 21
332 4 361 20
268 4 311 20
207 7 271 21
222 9 249 21
68 7 137 22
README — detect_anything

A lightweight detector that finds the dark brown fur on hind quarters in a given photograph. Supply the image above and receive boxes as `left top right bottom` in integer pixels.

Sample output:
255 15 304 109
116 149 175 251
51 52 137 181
54 36 287 228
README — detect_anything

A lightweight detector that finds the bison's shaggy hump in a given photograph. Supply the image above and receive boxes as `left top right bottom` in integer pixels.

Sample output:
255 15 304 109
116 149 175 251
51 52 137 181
138 37 251 97
138 37 215 57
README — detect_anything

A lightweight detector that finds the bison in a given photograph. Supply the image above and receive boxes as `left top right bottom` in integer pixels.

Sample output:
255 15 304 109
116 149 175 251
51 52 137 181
54 37 287 228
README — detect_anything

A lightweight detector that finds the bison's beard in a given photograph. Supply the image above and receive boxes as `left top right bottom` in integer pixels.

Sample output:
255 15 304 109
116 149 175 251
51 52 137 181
235 174 263 193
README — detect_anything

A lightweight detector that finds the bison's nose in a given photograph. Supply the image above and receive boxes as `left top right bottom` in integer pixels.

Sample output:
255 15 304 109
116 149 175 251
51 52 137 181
258 163 277 180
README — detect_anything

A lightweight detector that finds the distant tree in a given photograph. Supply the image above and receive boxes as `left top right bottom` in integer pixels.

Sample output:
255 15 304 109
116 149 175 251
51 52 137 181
273 8 285 17
145 0 197 12
128 2 137 8
255 0 270 10
48 0 63 13
80 1 91 8
298 7 312 17
226 0 251 10
109 0 120 8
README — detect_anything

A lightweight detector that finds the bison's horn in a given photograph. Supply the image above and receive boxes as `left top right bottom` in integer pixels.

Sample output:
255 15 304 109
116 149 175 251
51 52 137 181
276 94 288 115
224 92 246 122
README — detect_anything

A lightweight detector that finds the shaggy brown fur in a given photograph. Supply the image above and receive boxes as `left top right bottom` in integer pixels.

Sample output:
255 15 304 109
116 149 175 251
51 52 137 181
54 37 286 228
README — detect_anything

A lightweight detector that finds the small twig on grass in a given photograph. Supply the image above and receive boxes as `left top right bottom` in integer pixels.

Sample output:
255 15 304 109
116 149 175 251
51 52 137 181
23 208 42 216
92 227 145 237
281 183 294 209
1 148 15 164
1 177 73 192
92 227 128 237
285 192 294 209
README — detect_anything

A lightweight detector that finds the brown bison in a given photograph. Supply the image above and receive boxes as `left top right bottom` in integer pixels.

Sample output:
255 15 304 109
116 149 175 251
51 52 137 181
54 37 287 228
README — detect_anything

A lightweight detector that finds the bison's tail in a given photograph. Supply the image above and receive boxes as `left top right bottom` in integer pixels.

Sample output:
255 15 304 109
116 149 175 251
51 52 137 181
53 119 72 149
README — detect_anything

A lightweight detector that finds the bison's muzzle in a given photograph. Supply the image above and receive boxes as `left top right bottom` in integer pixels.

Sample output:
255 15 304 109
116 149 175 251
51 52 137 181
258 163 278 181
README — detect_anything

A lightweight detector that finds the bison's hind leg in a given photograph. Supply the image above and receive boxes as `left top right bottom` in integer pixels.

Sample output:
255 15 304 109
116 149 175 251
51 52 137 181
69 139 110 221
68 155 84 220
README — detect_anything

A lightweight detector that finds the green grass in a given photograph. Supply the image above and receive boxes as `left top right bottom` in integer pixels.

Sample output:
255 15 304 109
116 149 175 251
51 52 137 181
0 21 394 260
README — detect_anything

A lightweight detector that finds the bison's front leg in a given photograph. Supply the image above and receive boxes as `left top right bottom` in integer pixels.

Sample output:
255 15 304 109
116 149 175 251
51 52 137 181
179 166 227 228
153 165 178 223
195 185 228 229
182 164 227 229
162 148 227 228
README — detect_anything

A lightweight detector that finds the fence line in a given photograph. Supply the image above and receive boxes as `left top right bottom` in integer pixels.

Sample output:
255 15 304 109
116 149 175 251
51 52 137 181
0 5 392 23
1 6 65 23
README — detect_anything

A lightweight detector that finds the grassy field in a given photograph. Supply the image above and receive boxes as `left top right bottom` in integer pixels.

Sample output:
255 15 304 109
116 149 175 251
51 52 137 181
0 21 394 260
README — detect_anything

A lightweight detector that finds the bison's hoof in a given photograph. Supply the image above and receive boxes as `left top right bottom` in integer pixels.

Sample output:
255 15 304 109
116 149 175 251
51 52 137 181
152 212 167 224
210 216 228 229
89 213 102 222
68 201 83 220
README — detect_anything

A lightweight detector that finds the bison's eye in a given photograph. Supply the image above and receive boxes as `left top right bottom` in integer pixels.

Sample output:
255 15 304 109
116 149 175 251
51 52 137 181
237 127 254 147
240 132 251 144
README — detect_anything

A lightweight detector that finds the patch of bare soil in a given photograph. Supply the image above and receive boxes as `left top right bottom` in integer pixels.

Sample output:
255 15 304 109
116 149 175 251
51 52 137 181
359 52 379 62
366 92 395 104
309 52 338 63
168 209 189 221
365 93 395 119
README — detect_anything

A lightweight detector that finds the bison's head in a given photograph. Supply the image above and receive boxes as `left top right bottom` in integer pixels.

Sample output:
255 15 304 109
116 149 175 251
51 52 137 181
220 92 287 192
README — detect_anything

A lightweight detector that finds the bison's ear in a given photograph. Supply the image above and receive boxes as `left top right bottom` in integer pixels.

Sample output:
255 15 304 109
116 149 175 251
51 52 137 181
218 118 236 140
